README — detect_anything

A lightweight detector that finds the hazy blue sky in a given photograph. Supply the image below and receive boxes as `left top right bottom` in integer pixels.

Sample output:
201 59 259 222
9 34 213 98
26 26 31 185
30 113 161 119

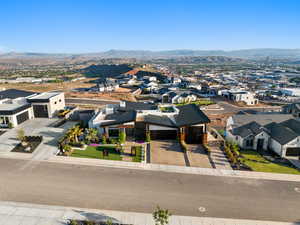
0 0 299 53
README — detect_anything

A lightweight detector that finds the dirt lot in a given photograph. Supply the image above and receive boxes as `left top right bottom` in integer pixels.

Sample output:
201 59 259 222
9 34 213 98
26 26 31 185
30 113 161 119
0 79 136 101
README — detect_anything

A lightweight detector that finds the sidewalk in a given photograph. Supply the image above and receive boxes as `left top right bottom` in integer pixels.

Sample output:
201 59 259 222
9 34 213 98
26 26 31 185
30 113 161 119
47 156 300 182
0 201 297 225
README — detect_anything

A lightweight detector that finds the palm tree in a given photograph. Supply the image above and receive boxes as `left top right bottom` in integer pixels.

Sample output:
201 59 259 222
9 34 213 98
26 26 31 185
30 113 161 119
66 126 83 143
85 128 98 143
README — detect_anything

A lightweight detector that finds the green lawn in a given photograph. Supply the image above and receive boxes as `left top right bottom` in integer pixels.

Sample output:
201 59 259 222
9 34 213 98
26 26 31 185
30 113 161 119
240 150 300 175
132 146 143 162
176 100 215 106
71 145 122 161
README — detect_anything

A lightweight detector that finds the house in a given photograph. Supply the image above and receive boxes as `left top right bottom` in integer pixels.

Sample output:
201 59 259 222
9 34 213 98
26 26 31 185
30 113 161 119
226 114 300 157
93 80 119 92
221 90 259 105
282 102 300 118
88 101 210 144
162 91 198 104
0 89 65 128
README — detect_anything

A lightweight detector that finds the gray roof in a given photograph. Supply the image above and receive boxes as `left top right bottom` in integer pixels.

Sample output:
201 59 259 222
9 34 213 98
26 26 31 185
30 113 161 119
0 89 36 100
175 104 210 127
143 114 176 127
231 114 293 128
279 119 300 135
231 121 263 138
101 111 136 126
264 122 298 145
119 101 157 111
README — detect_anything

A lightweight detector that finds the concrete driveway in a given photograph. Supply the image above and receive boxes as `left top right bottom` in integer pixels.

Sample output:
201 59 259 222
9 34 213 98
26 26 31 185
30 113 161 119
150 140 187 166
0 118 77 160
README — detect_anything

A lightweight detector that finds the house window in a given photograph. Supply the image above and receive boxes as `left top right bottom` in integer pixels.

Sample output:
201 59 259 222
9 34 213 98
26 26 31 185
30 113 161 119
59 99 62 102
54 101 57 104
0 116 9 125
236 136 238 141
246 139 253 147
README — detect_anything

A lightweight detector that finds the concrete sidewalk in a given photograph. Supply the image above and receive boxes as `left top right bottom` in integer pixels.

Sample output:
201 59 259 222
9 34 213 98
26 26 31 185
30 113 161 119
0 201 297 225
47 156 300 182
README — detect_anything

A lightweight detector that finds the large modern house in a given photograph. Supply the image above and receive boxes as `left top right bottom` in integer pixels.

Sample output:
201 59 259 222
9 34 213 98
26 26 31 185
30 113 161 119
0 89 65 128
226 114 300 157
89 101 210 144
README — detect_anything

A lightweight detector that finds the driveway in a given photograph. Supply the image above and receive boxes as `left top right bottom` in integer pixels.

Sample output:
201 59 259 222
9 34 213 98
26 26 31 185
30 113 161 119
186 145 213 168
150 140 186 166
0 118 77 160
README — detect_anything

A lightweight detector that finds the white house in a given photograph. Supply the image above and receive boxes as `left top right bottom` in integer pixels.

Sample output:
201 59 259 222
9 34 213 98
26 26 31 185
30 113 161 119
221 90 258 105
0 89 65 128
226 114 300 158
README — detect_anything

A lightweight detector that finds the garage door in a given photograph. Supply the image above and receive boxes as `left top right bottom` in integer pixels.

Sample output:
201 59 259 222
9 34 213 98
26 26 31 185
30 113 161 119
150 130 177 140
16 111 29 125
286 148 300 157
33 105 49 118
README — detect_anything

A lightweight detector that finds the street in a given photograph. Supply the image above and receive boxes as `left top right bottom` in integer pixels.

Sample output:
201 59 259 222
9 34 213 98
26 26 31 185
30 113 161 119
0 158 300 222
65 98 120 105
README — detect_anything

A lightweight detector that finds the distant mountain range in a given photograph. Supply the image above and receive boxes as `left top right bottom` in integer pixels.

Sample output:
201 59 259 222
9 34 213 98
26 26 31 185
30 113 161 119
1 48 300 59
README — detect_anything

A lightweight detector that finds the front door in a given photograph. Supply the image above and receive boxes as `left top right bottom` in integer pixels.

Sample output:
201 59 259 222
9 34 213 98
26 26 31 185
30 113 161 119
256 139 264 151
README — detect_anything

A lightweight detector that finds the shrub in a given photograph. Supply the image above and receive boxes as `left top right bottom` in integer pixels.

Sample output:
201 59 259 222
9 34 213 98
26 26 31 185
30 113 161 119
102 135 107 144
109 138 118 144
8 122 13 129
118 131 126 144
153 206 172 225
145 131 151 142
17 129 25 142
133 146 143 162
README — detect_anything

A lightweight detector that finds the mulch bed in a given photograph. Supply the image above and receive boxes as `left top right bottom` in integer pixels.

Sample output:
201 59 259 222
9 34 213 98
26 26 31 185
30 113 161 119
11 136 42 153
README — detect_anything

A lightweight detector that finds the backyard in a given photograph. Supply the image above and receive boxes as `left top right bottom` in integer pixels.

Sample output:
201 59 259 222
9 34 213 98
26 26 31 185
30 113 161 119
71 145 122 161
240 150 300 175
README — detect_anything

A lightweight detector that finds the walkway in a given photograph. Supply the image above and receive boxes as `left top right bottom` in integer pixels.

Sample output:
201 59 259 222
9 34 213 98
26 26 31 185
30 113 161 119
207 132 232 170
0 201 297 225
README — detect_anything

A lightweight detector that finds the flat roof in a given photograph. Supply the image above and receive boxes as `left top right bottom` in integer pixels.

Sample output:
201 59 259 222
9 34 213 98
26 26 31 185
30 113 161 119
0 103 24 111
29 92 61 100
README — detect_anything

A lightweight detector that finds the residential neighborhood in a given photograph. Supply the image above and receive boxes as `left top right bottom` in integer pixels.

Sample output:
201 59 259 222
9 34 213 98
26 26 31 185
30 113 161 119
2 1 300 224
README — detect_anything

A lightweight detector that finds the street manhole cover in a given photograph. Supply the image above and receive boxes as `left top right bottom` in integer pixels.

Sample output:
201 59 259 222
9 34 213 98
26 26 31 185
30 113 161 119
295 187 300 193
198 207 206 213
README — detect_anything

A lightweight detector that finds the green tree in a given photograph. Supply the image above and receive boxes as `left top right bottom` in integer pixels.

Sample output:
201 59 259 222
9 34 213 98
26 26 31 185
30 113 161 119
153 206 172 225
118 130 126 144
17 128 25 142
66 126 83 143
85 128 99 143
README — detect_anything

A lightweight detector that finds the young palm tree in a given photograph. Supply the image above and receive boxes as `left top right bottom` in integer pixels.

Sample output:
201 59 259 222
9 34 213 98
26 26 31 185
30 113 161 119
85 128 98 143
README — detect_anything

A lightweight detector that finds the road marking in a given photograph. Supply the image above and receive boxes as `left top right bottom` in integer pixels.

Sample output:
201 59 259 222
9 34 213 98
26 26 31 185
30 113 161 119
295 187 300 193
198 207 206 213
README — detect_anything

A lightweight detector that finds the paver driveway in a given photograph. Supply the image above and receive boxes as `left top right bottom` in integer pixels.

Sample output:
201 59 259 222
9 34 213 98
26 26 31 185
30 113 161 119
150 140 186 166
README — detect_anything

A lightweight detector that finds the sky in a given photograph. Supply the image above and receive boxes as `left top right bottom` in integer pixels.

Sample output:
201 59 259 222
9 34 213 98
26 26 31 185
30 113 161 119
0 0 300 53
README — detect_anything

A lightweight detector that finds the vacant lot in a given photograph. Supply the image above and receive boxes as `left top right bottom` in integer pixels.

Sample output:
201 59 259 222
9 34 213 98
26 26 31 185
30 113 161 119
240 150 300 175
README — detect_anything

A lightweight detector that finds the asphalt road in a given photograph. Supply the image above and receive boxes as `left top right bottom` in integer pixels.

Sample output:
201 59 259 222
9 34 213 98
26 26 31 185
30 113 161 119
210 99 282 114
0 158 300 222
66 98 119 105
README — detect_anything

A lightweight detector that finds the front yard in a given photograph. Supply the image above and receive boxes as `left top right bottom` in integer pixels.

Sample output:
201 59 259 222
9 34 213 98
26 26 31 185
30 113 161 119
240 150 300 175
71 145 122 161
